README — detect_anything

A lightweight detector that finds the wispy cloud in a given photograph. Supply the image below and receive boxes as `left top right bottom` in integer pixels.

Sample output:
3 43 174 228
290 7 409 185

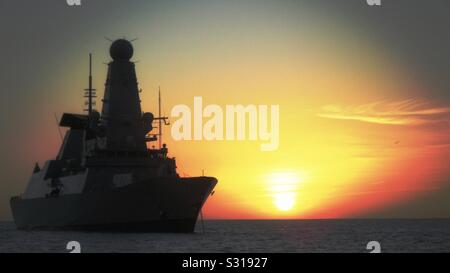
318 99 450 125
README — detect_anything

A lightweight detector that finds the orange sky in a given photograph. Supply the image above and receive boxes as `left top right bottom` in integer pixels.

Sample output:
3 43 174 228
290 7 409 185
132 34 450 219
7 1 450 220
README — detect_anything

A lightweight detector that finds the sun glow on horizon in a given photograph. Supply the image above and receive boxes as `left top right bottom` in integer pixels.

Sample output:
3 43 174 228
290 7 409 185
268 172 304 212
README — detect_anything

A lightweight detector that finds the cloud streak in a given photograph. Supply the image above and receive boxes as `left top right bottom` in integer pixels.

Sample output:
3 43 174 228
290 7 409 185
318 99 450 125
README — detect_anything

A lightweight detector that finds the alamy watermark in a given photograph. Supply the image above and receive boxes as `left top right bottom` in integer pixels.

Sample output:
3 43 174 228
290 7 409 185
366 241 382 253
171 97 279 152
367 0 381 6
66 241 81 253
66 0 81 6
67 1 381 7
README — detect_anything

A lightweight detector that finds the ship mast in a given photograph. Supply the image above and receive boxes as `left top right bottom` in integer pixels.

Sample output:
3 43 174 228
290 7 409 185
84 53 96 115
154 87 170 149
158 87 162 149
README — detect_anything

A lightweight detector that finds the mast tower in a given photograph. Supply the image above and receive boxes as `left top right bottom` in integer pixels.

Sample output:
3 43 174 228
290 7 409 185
84 53 96 115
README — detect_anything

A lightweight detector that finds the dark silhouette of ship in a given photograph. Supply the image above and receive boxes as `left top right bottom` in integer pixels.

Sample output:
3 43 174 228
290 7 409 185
10 39 217 232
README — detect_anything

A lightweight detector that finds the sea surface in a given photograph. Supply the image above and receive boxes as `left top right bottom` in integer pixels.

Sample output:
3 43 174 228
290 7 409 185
1 219 450 253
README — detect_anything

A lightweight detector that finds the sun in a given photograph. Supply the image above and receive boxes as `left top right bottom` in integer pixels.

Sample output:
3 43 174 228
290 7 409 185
274 193 295 211
267 172 303 212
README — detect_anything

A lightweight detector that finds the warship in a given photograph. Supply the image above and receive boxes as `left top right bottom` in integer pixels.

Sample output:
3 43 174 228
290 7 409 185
10 39 217 232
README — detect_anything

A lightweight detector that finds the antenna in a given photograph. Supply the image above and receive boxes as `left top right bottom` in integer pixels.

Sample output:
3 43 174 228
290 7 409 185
150 87 170 148
84 54 97 115
158 87 162 149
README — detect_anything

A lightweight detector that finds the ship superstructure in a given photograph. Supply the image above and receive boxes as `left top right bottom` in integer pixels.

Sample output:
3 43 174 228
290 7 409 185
10 39 217 232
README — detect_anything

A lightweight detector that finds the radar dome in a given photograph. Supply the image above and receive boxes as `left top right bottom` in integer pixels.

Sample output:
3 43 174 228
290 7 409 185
110 39 134 60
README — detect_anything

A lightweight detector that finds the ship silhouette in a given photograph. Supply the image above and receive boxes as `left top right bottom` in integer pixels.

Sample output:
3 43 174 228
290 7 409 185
10 39 217 232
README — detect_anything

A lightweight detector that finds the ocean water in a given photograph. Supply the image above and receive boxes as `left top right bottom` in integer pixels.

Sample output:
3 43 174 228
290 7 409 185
0 219 450 253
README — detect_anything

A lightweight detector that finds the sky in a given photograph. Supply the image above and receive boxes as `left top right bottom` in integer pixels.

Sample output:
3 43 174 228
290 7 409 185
1 0 450 220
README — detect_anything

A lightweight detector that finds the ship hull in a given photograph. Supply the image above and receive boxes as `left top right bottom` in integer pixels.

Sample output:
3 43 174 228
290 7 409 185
10 177 217 233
